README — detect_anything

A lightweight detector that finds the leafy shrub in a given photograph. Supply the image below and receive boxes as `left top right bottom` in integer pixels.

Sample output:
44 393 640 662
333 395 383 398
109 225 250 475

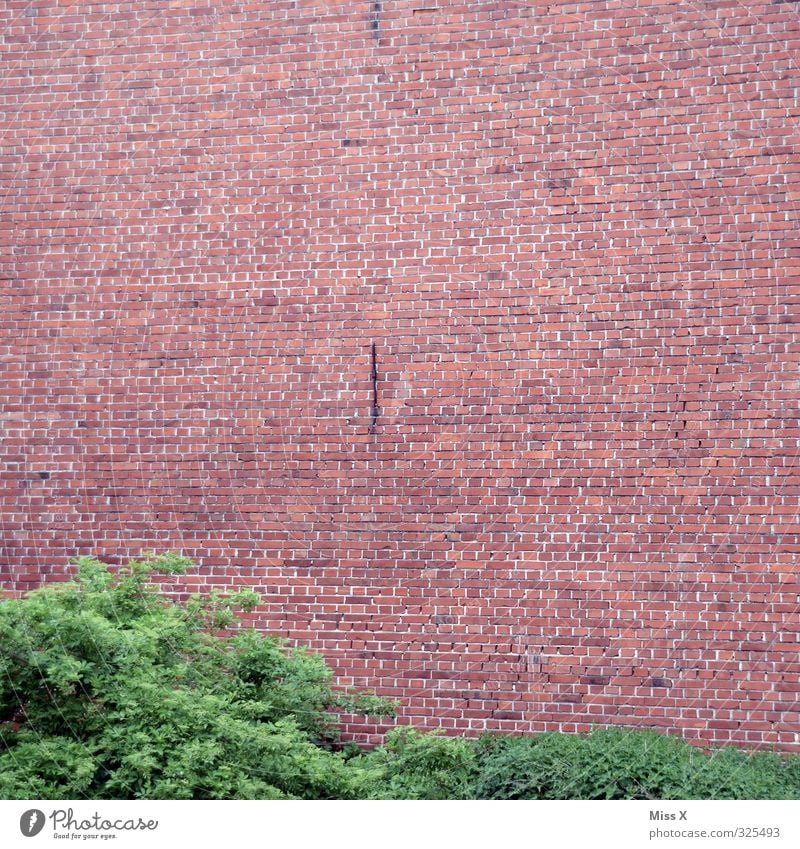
361 728 478 800
688 747 800 800
0 553 392 799
473 728 800 800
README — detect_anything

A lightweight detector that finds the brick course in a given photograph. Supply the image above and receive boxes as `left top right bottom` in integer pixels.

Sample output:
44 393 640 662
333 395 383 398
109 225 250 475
1 0 799 749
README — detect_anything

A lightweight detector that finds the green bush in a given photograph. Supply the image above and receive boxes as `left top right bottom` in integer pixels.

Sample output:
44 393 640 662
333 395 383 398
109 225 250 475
688 747 800 800
360 728 478 799
0 553 392 799
473 728 800 800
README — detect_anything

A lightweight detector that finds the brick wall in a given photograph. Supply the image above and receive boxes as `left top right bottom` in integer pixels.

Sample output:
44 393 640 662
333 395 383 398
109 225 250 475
1 0 799 749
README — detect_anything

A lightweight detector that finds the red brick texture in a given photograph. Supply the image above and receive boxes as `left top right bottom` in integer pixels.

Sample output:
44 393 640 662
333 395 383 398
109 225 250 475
1 1 799 749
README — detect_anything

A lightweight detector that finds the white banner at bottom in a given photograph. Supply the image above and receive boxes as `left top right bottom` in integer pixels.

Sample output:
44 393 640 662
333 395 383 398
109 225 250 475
0 800 797 849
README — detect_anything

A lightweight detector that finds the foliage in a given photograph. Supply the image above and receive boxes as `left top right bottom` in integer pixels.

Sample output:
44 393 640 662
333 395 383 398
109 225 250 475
687 746 800 800
359 728 478 800
0 553 392 799
472 728 800 800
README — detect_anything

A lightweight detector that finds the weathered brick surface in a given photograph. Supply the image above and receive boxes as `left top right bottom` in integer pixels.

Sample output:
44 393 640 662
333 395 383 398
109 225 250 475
1 1 799 749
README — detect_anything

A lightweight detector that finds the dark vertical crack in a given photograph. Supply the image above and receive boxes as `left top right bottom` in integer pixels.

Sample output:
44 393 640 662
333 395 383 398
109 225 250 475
369 341 379 433
371 1 382 41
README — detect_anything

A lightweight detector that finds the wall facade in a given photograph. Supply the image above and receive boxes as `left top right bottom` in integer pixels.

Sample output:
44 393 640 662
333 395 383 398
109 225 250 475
2 1 799 749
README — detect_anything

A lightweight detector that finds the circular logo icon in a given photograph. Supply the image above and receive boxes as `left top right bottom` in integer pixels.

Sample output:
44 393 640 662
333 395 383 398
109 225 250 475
19 810 45 837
